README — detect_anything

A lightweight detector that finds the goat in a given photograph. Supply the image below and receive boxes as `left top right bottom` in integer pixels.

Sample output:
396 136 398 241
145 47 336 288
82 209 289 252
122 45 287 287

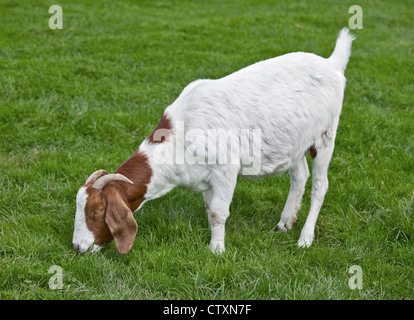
73 28 355 254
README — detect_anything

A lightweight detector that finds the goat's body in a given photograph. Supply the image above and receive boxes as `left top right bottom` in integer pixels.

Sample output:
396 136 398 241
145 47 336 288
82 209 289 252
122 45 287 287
140 52 346 202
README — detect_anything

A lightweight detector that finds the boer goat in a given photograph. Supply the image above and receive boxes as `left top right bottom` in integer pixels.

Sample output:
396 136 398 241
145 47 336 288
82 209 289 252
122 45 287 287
73 28 354 254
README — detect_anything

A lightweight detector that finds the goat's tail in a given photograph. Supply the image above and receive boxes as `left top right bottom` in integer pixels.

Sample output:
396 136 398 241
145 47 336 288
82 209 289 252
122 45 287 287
329 28 355 73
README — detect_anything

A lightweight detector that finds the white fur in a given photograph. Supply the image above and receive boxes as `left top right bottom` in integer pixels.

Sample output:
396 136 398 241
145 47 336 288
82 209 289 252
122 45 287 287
72 187 101 253
136 28 354 253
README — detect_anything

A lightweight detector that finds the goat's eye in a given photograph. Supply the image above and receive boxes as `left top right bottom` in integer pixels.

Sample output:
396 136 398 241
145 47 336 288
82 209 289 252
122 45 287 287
94 209 103 215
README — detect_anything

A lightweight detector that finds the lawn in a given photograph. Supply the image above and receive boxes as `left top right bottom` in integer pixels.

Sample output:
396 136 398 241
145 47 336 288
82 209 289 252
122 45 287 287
0 0 413 300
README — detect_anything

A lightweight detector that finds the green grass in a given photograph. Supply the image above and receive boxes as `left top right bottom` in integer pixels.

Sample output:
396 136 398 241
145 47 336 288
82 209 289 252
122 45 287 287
0 0 413 299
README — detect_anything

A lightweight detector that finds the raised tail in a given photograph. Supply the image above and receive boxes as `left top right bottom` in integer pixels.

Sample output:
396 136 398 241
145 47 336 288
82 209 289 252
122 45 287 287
329 28 355 73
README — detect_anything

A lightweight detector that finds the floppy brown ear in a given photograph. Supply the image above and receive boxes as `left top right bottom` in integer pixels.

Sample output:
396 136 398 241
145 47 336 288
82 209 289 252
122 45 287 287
104 189 137 254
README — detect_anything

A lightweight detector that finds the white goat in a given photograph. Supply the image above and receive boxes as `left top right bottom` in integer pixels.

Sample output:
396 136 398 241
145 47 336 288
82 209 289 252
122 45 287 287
73 28 355 254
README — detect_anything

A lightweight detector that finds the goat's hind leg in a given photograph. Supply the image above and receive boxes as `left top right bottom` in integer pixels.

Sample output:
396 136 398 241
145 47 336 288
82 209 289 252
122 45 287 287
275 156 309 232
298 142 335 247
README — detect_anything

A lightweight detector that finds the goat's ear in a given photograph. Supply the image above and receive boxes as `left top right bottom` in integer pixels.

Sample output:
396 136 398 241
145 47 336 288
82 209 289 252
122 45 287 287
104 189 137 254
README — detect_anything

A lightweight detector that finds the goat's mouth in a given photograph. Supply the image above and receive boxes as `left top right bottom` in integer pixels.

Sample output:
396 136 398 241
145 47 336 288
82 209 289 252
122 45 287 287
73 240 102 254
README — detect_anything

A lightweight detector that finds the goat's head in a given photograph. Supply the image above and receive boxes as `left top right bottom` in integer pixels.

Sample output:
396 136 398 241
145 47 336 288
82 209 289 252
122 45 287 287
72 170 137 254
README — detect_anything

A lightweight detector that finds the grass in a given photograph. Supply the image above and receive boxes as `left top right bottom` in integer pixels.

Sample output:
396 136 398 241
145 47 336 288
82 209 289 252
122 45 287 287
0 0 413 299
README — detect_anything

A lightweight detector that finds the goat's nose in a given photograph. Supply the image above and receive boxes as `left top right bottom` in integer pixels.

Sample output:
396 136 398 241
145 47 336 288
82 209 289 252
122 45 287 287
74 244 80 253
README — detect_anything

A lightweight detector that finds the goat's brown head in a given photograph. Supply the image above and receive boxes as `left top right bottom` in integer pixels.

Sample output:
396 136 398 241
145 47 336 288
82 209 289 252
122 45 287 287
72 170 138 254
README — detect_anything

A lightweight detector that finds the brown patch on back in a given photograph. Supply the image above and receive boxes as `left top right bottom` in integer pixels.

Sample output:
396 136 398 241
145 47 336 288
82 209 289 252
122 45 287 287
308 144 317 160
147 112 172 143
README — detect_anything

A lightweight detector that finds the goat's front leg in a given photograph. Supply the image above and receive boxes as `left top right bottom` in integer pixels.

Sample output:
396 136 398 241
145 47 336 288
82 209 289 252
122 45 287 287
203 169 238 254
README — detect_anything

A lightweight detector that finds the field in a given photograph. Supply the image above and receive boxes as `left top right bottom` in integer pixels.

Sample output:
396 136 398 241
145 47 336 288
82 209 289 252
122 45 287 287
0 0 413 299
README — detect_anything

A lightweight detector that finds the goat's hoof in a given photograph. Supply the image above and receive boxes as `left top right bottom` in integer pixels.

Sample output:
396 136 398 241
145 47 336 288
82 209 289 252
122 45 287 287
209 241 225 255
298 233 314 248
275 223 287 232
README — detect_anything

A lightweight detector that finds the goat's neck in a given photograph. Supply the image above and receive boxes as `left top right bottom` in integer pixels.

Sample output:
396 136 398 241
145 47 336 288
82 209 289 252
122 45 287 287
139 141 179 202
114 150 153 212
